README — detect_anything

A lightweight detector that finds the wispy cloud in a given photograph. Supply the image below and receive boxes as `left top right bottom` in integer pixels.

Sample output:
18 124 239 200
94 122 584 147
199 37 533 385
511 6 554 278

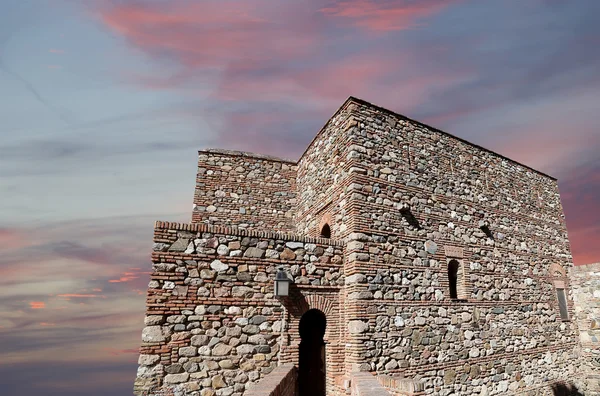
320 0 462 31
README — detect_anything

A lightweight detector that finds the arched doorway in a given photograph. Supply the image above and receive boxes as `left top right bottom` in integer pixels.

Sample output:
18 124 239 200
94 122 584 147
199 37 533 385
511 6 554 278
298 309 326 396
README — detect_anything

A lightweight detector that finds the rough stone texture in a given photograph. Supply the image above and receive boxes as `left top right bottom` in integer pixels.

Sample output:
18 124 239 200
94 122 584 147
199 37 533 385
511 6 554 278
192 150 297 233
135 97 594 396
571 263 600 393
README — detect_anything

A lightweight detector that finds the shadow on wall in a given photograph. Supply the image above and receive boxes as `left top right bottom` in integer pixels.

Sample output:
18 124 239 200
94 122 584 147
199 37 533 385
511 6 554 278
552 383 584 396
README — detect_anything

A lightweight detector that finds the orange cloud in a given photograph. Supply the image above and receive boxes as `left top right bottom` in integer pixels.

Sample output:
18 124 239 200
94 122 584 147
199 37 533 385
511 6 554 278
108 269 151 283
56 294 105 299
320 0 460 32
30 302 45 309
39 322 56 326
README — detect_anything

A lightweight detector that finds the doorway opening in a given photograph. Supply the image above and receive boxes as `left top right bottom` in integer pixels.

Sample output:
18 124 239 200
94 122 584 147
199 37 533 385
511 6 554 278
298 309 326 396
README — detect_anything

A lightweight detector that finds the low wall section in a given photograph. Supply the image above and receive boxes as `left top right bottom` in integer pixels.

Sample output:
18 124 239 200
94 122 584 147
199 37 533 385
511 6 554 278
245 364 296 396
134 221 344 396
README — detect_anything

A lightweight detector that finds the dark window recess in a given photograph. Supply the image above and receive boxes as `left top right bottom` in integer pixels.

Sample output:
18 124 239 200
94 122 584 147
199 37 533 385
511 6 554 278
320 224 331 239
479 220 494 239
448 260 459 299
556 288 569 321
400 207 422 229
480 225 494 239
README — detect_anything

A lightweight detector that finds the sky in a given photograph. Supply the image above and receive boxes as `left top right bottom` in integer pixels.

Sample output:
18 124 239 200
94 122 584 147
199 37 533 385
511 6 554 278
0 0 599 394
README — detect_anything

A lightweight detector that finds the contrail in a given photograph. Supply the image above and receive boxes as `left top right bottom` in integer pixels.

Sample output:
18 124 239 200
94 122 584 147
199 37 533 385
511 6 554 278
0 58 74 126
0 16 74 127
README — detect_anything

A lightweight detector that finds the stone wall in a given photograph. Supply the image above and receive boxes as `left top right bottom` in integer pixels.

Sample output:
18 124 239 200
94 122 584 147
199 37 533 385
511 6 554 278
134 221 344 396
571 263 600 393
192 150 297 233
338 98 583 395
295 102 356 240
136 96 590 396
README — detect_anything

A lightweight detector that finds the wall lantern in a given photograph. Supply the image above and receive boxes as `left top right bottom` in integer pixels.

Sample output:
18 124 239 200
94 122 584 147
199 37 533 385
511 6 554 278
274 268 292 297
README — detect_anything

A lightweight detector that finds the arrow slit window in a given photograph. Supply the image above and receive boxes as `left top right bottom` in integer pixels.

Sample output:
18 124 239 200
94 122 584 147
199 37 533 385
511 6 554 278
556 288 569 321
550 264 569 321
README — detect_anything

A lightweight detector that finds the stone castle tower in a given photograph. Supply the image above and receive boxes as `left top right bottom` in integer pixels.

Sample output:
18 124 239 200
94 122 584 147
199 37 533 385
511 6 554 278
134 97 599 396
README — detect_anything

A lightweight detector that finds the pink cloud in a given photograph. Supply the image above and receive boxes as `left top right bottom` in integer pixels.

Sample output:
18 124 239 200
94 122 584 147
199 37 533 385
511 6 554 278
49 49 65 54
568 225 600 265
320 0 461 32
97 1 320 73
94 0 474 143
488 121 600 177
0 228 28 251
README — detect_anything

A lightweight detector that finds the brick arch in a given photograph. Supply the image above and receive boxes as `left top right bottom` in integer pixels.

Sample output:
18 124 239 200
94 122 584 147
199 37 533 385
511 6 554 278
302 293 335 317
549 263 566 278
286 291 335 318
318 213 333 237
279 289 342 395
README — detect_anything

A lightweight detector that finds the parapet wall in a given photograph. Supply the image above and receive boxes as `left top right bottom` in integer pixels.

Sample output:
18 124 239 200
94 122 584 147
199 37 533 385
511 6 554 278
192 150 297 233
134 222 345 396
245 364 296 396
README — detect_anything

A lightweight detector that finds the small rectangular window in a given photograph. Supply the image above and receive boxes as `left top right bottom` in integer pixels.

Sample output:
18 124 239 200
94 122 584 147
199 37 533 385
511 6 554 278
556 288 569 321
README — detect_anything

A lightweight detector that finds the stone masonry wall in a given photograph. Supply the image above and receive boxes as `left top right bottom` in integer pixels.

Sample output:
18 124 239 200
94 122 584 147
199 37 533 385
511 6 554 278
338 98 583 395
137 96 589 396
295 102 356 240
192 150 297 233
134 222 344 396
571 263 600 394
